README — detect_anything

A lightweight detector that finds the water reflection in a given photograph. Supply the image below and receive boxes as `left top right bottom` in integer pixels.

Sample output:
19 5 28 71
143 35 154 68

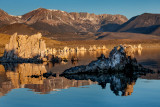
0 48 160 97
0 65 14 97
135 48 160 70
25 76 96 94
0 63 97 96
63 73 138 96
0 62 158 97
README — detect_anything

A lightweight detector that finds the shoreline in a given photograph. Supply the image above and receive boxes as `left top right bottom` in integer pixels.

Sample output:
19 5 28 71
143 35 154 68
48 39 160 50
0 35 160 56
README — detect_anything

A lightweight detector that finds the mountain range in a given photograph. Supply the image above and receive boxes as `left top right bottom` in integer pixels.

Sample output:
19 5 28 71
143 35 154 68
0 8 160 40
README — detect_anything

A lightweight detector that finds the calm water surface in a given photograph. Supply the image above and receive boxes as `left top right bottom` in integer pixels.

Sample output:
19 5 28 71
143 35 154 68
0 48 160 107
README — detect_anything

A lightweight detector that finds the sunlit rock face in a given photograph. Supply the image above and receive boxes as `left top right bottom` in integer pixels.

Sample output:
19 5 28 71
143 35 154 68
1 33 63 63
3 33 46 60
123 44 142 58
21 8 128 33
62 45 151 75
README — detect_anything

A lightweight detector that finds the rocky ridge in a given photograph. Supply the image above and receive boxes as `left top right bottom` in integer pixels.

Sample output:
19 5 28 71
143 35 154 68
22 8 127 33
116 13 160 35
0 9 22 27
0 8 128 34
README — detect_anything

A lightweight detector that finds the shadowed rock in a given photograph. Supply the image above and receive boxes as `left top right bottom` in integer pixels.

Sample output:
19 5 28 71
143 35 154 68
63 67 155 96
63 73 139 96
61 45 153 75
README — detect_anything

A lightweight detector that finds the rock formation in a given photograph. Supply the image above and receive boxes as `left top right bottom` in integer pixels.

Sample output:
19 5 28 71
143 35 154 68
54 45 108 60
1 33 46 62
1 33 62 63
61 45 152 75
123 44 142 57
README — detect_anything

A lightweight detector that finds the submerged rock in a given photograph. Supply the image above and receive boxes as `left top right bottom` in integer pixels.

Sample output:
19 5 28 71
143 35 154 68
62 45 153 75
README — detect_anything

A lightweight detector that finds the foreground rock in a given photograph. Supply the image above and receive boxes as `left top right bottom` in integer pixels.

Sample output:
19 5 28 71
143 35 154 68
0 33 60 63
62 45 153 75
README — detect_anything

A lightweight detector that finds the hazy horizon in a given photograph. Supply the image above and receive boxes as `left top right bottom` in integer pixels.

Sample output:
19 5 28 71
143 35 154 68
1 0 160 19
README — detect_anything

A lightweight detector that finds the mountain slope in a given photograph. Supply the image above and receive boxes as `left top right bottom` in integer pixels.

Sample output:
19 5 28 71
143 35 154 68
117 13 160 35
21 8 128 33
0 9 21 27
95 32 160 40
0 23 39 35
0 8 128 39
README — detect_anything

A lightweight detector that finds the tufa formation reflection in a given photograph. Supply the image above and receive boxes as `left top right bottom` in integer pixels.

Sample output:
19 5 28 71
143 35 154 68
0 63 96 96
0 62 155 96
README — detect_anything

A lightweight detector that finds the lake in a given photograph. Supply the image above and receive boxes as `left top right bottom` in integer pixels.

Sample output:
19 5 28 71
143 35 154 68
0 48 160 107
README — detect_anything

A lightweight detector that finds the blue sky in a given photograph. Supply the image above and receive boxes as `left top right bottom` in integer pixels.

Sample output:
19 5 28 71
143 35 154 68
0 0 160 19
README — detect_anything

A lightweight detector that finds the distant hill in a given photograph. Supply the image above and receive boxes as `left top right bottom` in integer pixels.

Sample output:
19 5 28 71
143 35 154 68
0 23 39 35
116 13 160 36
95 32 160 40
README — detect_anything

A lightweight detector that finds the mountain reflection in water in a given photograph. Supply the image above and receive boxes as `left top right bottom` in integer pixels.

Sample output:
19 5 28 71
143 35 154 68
0 48 160 98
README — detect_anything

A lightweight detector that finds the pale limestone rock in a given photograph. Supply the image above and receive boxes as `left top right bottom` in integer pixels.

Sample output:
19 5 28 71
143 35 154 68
76 47 87 51
63 47 70 52
70 48 76 52
2 33 47 62
138 44 142 50
88 45 107 51
122 44 143 58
